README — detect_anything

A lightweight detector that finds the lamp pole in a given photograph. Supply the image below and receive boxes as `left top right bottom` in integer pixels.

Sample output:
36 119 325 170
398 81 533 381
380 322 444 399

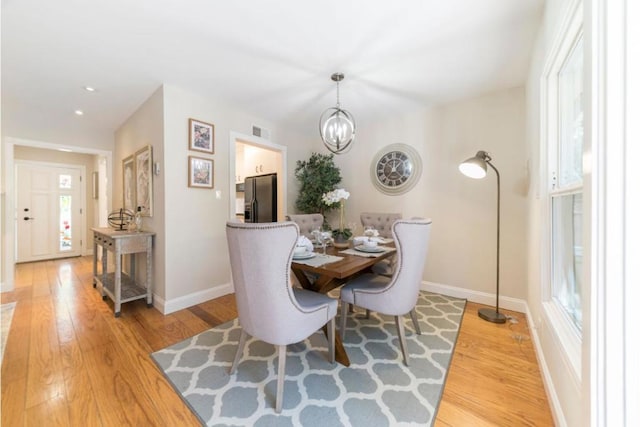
478 159 507 323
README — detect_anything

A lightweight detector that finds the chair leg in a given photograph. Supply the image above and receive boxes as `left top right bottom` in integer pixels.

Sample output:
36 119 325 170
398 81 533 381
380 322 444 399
409 309 422 335
395 316 410 366
340 301 349 339
327 317 335 364
275 345 286 413
230 329 248 374
365 309 370 319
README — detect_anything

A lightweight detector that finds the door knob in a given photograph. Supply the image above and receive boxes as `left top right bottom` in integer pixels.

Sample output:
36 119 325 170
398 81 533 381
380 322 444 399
23 217 34 221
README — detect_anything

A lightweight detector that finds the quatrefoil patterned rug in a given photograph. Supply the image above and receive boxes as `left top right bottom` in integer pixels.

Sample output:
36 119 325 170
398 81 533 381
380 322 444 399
152 292 466 427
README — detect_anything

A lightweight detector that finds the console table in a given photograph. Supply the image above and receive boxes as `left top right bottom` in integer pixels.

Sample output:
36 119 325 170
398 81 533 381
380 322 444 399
92 227 155 317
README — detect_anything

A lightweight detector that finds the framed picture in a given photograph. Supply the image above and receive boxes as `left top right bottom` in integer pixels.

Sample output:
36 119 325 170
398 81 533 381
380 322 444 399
189 118 215 153
122 155 136 212
188 156 214 188
135 145 153 216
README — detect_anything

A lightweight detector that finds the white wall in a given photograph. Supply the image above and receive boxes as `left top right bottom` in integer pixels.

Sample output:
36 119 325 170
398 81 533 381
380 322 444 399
159 85 308 308
114 86 166 299
325 87 529 301
113 83 317 312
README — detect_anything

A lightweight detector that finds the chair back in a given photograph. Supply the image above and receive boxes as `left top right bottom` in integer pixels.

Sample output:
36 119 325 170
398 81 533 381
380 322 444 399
226 221 333 345
360 212 402 238
286 214 324 238
358 219 431 315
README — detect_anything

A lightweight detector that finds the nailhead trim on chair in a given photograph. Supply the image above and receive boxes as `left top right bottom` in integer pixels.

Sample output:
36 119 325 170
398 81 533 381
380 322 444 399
226 220 328 317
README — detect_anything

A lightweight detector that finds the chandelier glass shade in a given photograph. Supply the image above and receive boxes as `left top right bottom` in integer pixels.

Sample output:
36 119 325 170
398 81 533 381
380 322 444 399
319 73 356 154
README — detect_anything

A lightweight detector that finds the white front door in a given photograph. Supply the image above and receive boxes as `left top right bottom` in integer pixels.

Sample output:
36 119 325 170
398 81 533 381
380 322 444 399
16 162 83 262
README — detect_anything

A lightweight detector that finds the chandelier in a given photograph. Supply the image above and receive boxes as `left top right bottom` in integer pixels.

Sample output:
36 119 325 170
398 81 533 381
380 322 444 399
319 73 356 154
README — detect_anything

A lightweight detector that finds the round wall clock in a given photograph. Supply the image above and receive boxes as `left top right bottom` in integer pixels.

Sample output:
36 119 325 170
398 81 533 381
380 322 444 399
370 143 422 195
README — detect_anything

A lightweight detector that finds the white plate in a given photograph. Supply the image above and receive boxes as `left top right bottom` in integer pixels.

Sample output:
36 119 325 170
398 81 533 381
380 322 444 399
293 251 315 260
355 245 385 253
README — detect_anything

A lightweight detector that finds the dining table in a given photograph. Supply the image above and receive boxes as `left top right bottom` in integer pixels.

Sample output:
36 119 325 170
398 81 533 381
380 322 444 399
290 242 397 366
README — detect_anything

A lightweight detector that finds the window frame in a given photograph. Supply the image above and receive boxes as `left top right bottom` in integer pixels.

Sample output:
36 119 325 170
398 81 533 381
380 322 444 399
539 0 584 382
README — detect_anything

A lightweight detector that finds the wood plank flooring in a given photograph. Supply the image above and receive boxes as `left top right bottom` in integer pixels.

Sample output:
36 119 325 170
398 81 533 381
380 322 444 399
1 256 553 426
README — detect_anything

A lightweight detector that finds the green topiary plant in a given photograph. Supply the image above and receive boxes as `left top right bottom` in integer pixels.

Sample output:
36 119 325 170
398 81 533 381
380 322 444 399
294 152 342 217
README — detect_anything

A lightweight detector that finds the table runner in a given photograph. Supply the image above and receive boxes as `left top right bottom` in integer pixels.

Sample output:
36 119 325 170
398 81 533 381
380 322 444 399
339 246 395 258
292 253 343 267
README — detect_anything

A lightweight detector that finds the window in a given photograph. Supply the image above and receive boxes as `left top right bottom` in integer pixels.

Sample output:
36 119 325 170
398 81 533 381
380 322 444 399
541 0 584 379
551 34 584 332
59 195 72 251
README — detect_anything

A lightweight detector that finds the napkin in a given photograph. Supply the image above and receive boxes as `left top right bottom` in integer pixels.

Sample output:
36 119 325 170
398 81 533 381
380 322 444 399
297 236 314 252
354 235 387 245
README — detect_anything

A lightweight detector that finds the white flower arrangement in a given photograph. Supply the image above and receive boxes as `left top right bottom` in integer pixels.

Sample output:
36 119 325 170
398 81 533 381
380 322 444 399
321 188 350 206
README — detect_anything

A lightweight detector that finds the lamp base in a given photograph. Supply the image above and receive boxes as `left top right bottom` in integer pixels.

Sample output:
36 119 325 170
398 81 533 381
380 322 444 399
478 308 507 324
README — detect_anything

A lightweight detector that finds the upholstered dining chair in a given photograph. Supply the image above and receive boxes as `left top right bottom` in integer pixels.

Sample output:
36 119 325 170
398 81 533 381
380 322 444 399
340 218 432 366
360 212 402 276
225 221 337 413
286 213 324 239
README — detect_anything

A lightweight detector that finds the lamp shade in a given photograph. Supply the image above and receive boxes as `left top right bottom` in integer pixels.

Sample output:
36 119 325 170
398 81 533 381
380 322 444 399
459 151 489 179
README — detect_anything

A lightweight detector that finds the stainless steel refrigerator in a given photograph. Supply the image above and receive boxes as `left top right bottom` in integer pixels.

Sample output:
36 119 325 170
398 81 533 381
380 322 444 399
244 173 277 222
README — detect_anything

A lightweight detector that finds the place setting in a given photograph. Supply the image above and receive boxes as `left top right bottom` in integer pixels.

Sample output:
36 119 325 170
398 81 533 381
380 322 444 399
340 226 395 258
292 235 343 267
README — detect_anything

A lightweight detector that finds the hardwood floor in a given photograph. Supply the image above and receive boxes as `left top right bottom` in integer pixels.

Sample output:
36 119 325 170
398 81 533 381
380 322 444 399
1 256 553 426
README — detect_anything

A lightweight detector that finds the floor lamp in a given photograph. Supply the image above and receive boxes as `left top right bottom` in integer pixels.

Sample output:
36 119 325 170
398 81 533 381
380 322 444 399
459 151 507 324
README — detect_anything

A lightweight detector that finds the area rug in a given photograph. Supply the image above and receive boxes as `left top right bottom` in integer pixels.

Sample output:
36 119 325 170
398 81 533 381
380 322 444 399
1 302 17 364
152 292 466 427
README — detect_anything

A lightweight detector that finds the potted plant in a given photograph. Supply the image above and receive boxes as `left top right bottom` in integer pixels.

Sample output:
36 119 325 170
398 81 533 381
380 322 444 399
294 152 342 218
321 188 352 247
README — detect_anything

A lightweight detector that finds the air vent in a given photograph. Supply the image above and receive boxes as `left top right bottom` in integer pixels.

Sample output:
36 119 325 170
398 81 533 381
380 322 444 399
252 125 271 140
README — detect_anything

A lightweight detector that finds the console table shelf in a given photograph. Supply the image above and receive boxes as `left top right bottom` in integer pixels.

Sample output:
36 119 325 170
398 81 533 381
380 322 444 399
95 272 148 303
92 227 155 317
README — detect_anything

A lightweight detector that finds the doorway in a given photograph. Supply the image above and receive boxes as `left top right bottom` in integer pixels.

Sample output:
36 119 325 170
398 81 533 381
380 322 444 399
2 137 113 293
16 161 84 262
229 132 287 222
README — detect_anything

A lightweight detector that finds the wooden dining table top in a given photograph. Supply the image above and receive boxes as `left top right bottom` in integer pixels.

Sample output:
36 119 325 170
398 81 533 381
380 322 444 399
290 244 396 294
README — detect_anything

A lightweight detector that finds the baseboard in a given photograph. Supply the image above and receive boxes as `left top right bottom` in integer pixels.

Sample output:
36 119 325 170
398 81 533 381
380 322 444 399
0 281 13 293
156 282 234 315
421 280 565 426
524 306 567 427
421 280 528 313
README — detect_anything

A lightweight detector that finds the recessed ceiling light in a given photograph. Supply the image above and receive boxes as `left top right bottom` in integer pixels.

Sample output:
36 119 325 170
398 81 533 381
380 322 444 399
84 86 96 92
74 110 84 116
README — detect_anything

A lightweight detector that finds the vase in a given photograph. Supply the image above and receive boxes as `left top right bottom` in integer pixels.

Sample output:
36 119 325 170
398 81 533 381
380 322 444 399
333 200 350 248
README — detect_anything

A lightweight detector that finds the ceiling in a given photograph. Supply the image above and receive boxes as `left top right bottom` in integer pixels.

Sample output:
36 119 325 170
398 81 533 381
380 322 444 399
1 0 543 147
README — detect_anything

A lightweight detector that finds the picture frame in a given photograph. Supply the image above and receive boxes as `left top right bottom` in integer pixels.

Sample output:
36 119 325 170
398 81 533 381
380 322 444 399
189 118 215 154
122 155 136 212
135 145 153 217
188 156 214 188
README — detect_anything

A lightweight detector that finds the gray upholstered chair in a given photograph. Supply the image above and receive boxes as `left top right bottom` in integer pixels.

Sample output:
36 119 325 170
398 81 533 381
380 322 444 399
226 221 337 413
360 212 402 238
286 213 324 239
340 218 432 366
360 212 402 276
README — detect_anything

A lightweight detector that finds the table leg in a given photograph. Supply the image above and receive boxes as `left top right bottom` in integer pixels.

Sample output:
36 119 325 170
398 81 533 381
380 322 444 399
101 245 107 298
323 324 350 367
146 244 153 308
92 240 97 288
114 252 122 317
